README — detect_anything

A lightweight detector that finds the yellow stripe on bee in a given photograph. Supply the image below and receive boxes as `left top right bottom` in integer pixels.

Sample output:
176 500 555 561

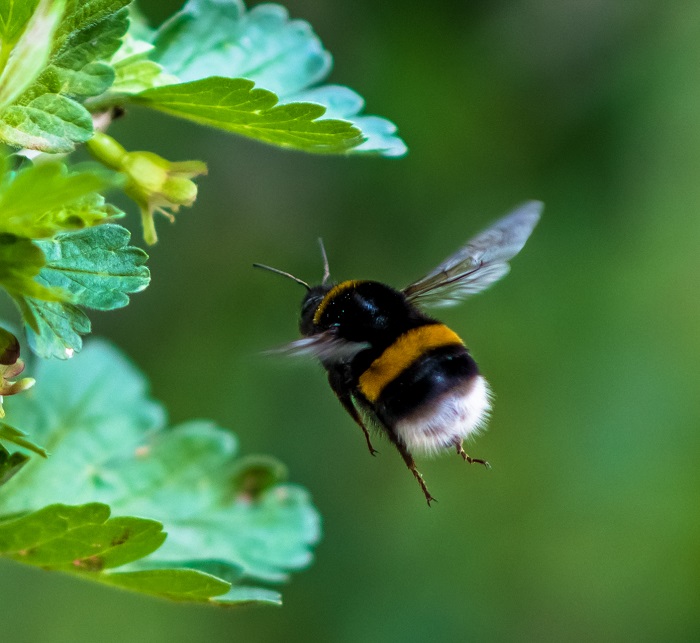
358 324 464 403
313 280 364 325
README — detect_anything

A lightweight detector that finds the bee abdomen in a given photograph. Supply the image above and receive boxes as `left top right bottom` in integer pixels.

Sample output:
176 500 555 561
358 325 491 455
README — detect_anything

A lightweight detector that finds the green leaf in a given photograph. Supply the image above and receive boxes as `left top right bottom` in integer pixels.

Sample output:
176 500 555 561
144 0 406 156
33 225 149 309
15 225 150 359
108 34 178 96
0 502 231 601
134 77 365 154
0 162 117 238
0 423 47 458
0 341 321 604
16 298 89 359
0 0 131 151
101 569 230 601
0 0 65 111
0 503 165 569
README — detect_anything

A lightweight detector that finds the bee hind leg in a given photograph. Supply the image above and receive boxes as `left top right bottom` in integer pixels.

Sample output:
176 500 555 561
454 439 491 469
391 438 436 506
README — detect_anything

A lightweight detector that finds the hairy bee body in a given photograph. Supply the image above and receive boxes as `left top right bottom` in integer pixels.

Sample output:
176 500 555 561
301 280 491 455
256 201 542 504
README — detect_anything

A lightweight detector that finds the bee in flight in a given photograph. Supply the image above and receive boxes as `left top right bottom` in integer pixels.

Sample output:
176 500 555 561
255 201 541 505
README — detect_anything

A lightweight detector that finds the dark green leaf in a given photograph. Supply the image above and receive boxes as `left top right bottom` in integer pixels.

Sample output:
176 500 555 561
0 444 28 487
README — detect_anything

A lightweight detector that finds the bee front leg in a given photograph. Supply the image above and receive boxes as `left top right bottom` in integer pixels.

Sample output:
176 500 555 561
454 439 491 469
328 371 378 456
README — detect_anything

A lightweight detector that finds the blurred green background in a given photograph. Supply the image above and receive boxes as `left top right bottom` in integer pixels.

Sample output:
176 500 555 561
2 0 700 641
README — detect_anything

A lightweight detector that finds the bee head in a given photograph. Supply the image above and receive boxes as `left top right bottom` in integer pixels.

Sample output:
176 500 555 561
299 284 332 335
255 238 334 336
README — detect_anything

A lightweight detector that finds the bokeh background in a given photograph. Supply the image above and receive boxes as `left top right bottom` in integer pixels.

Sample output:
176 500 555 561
2 0 700 641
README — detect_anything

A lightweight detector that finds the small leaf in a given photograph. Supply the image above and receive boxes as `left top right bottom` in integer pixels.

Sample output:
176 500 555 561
102 569 230 601
0 0 66 110
0 162 117 238
16 298 90 359
33 225 150 310
108 34 178 96
134 77 364 154
16 225 150 358
0 0 131 152
0 424 46 458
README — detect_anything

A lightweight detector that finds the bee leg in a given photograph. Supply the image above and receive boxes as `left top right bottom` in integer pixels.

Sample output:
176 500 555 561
391 437 436 506
328 372 378 456
454 439 491 469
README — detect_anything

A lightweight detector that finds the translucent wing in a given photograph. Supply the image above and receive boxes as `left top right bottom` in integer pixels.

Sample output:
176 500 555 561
403 201 542 308
266 331 370 364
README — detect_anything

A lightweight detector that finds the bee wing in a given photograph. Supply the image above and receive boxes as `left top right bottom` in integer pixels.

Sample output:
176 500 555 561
402 201 542 308
267 331 370 364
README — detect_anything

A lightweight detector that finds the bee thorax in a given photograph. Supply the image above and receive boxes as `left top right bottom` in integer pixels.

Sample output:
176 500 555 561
393 375 492 456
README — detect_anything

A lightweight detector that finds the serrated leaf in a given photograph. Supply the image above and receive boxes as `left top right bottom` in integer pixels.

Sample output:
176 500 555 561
134 77 364 154
0 0 130 152
0 94 92 152
15 224 150 359
0 0 65 111
143 0 406 157
16 298 89 359
33 225 149 309
0 341 321 605
0 162 116 238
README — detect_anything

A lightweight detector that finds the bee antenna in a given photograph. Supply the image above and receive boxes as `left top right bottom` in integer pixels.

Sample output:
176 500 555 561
253 263 310 290
318 238 331 285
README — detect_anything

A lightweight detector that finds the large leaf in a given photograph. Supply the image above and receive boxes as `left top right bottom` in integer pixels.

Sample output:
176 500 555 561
0 0 130 152
102 0 406 156
0 341 321 604
134 77 365 154
15 224 150 359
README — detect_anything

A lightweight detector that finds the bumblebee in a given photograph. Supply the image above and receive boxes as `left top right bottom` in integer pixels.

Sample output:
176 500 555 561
255 201 541 505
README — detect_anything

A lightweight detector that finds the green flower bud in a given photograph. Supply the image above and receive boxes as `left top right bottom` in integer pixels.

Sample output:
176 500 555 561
87 133 207 245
